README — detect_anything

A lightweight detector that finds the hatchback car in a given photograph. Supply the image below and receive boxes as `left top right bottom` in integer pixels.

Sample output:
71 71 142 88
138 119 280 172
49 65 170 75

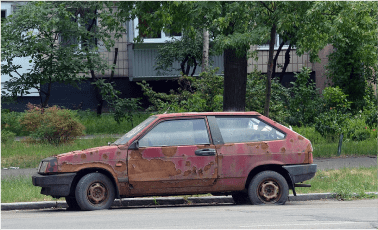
33 112 317 210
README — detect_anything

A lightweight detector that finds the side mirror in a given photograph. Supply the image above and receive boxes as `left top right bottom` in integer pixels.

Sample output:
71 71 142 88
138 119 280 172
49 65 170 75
128 140 139 150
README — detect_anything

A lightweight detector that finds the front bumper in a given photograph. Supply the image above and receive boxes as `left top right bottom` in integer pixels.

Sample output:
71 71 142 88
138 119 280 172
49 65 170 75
32 173 76 198
283 164 317 183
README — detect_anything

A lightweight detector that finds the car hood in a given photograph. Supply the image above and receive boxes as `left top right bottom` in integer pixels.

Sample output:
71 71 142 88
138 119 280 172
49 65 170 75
55 145 127 171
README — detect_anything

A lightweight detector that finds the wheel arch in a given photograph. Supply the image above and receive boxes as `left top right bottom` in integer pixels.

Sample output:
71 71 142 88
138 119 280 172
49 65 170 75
69 168 120 199
245 164 294 191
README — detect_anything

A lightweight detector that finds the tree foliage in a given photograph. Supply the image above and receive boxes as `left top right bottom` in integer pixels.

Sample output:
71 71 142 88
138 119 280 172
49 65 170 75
155 29 214 76
1 1 125 108
117 2 371 115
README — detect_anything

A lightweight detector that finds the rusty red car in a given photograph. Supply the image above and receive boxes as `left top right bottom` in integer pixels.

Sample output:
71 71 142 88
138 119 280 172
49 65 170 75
32 112 317 211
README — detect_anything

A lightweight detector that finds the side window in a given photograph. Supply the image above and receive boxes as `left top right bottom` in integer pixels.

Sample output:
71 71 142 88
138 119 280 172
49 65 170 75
139 119 210 147
215 117 285 143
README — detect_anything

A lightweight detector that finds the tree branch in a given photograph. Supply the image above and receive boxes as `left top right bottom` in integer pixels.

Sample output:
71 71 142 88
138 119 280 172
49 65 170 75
279 43 292 84
272 40 285 79
191 56 197 76
259 1 274 13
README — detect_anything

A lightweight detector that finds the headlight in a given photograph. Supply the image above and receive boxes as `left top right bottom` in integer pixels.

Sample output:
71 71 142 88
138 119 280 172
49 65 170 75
38 157 58 174
38 162 49 173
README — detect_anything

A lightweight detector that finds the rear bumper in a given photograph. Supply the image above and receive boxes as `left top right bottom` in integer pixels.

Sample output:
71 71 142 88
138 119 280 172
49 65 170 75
32 173 76 198
283 164 317 183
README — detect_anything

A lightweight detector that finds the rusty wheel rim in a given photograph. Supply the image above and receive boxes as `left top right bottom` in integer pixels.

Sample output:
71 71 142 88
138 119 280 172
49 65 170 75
257 178 281 203
87 182 108 205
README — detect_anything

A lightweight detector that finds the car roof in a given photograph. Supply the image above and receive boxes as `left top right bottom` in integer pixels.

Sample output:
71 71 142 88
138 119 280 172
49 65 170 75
154 111 262 119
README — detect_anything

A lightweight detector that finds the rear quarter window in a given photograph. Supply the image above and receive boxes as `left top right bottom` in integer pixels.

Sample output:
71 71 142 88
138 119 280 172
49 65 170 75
215 117 285 143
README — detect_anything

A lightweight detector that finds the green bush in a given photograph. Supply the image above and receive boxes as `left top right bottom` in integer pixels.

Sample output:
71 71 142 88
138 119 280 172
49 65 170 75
245 69 290 125
286 67 321 127
137 67 223 113
322 86 351 111
292 126 327 144
1 130 16 144
365 109 378 129
343 115 373 141
20 103 85 145
314 109 350 142
77 110 151 135
1 110 29 136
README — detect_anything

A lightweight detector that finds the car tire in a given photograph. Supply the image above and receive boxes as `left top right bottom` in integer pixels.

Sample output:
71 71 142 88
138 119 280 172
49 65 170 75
248 171 288 205
65 196 81 211
75 173 115 211
232 191 251 205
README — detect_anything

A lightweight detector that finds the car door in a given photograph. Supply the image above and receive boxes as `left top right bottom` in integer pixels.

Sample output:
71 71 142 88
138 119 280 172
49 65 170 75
127 117 218 195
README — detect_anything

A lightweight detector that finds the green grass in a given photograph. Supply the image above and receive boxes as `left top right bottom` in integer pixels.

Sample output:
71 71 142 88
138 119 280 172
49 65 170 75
1 137 118 169
2 166 376 203
1 110 151 136
313 138 377 158
1 175 64 203
295 166 378 199
78 112 151 135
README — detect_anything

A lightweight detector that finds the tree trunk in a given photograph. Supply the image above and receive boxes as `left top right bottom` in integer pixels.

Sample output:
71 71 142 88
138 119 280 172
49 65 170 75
91 69 103 116
264 23 277 117
278 44 292 84
41 81 52 108
223 48 247 112
202 28 209 71
272 41 284 81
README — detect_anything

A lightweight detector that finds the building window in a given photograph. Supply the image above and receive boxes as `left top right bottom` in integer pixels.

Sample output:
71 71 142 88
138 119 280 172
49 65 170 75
133 18 182 43
59 11 97 50
1 10 6 23
258 34 291 50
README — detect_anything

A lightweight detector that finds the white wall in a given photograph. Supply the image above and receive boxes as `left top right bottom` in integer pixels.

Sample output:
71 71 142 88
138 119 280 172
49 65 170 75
1 1 38 96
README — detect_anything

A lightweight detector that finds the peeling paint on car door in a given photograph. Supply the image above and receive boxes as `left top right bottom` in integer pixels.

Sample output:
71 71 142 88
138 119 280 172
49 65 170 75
127 117 218 196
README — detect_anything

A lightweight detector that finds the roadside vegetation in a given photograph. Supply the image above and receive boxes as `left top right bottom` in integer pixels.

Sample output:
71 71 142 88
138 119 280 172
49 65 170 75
295 166 378 200
1 137 118 169
1 69 377 168
2 166 376 203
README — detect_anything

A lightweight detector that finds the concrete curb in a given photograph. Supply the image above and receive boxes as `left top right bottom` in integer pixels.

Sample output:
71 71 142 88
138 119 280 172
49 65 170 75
3 193 377 211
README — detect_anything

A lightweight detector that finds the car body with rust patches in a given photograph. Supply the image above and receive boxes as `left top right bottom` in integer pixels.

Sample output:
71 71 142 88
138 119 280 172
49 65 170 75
32 112 317 210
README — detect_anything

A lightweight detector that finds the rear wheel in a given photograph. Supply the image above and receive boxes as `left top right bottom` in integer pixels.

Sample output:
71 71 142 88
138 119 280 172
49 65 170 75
75 173 115 211
248 171 288 205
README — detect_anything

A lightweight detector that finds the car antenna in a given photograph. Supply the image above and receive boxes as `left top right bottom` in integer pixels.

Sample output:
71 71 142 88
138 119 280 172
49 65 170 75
163 107 170 114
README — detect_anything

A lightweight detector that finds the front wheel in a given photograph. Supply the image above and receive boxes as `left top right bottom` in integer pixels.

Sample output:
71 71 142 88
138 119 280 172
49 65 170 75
248 171 289 205
75 173 115 211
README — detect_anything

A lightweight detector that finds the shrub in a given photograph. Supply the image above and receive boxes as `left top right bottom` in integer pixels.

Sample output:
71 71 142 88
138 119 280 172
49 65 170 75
20 103 85 145
137 67 223 113
322 86 351 112
1 130 16 144
314 108 350 142
291 126 327 144
343 115 373 141
1 110 29 136
246 69 290 125
286 67 322 127
366 109 378 129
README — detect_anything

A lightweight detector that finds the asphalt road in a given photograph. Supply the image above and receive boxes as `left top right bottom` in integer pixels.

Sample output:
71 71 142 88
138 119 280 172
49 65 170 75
2 199 378 229
2 156 376 179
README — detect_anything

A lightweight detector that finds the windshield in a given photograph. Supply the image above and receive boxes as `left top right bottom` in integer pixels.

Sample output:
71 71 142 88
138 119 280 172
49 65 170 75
113 116 157 145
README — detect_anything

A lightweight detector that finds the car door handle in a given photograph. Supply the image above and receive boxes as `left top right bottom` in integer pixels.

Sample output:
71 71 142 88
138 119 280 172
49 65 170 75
195 148 216 156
